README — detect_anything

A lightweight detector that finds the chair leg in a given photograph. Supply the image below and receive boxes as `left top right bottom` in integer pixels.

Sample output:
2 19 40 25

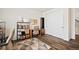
7 40 13 50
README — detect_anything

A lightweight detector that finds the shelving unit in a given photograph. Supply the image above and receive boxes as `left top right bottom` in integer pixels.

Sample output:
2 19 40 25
0 22 5 43
17 22 30 40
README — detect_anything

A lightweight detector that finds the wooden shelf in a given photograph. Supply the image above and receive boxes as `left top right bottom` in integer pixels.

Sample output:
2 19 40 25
0 22 5 43
17 22 30 40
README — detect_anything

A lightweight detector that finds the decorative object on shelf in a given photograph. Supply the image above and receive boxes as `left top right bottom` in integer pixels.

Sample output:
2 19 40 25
17 16 24 22
23 19 30 22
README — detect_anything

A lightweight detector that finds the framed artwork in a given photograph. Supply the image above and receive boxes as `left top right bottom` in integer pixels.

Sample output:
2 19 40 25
32 19 38 25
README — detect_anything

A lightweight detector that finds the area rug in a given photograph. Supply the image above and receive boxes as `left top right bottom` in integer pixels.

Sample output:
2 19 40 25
13 38 51 50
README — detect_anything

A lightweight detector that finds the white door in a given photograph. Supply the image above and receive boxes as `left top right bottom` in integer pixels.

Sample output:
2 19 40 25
45 9 64 39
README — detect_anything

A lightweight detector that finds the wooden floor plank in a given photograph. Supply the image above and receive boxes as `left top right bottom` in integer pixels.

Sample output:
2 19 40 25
36 34 79 50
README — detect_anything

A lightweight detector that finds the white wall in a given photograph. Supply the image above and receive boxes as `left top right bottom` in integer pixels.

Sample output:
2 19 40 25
0 9 3 20
1 8 42 40
0 8 75 41
75 21 79 35
43 8 74 41
43 9 64 39
64 8 75 40
63 8 70 41
75 8 79 35
70 9 75 39
75 9 79 21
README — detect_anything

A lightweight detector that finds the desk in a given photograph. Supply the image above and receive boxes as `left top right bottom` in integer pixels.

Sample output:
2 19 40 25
30 29 45 37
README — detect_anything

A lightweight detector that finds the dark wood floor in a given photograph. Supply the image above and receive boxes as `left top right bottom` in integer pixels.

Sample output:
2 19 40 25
75 35 79 42
70 35 79 45
36 34 79 50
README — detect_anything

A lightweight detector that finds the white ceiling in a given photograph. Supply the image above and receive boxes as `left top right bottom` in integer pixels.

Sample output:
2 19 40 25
0 8 52 12
33 8 52 12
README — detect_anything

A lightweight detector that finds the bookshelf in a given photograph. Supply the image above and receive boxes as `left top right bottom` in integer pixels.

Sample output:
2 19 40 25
0 22 5 43
17 22 30 40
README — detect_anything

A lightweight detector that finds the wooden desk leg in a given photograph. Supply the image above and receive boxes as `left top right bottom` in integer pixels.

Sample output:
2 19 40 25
30 30 32 38
40 29 45 36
